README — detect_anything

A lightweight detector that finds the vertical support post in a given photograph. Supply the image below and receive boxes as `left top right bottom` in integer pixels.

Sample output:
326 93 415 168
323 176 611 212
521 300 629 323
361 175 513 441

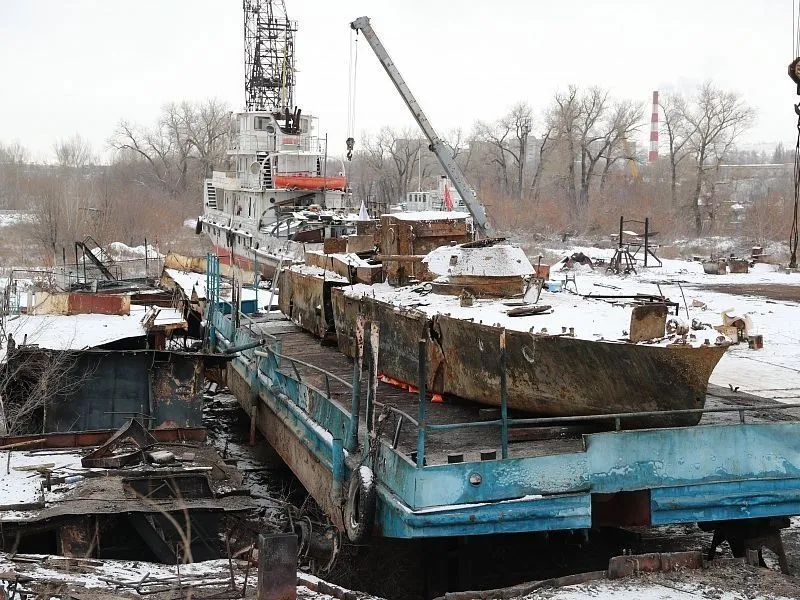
74 243 80 285
257 534 297 600
144 236 149 281
266 257 284 321
365 322 380 449
253 245 259 312
500 330 509 459
346 315 365 453
249 363 259 446
618 216 624 249
332 437 344 504
644 218 649 267
416 340 427 468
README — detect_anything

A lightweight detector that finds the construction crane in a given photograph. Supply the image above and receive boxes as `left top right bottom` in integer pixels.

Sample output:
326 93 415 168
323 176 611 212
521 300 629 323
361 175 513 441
621 135 640 181
244 0 296 113
350 16 493 238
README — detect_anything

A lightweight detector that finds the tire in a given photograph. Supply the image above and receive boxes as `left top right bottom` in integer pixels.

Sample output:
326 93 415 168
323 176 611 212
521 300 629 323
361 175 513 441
344 466 375 543
194 218 202 235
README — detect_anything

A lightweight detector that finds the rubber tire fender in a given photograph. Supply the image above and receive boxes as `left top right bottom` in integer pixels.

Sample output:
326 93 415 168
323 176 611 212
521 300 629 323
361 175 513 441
194 218 202 235
344 466 376 543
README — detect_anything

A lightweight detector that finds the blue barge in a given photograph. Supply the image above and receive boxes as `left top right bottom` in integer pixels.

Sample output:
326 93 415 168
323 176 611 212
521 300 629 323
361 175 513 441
205 257 800 552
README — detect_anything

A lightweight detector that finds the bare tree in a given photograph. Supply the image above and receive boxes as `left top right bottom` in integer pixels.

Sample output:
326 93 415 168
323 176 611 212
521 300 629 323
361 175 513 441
576 87 610 209
529 125 553 204
0 344 92 435
53 133 94 168
358 127 433 212
111 99 230 198
684 81 755 234
598 100 646 192
660 92 697 208
474 102 532 199
176 99 231 178
549 86 581 212
0 141 31 210
26 171 90 261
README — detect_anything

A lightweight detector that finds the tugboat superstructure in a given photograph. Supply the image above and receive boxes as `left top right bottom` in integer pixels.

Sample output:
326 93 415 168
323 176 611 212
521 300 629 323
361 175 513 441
198 0 352 277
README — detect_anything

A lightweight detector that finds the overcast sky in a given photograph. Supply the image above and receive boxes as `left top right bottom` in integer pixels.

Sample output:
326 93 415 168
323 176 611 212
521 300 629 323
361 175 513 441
0 0 796 163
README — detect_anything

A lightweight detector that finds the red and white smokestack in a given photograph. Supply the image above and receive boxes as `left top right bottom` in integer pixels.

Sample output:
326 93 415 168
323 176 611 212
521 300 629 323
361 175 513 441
648 90 659 163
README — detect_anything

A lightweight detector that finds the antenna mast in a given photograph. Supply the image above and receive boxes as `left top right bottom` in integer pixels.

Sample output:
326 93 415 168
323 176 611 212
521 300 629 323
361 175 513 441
243 0 296 112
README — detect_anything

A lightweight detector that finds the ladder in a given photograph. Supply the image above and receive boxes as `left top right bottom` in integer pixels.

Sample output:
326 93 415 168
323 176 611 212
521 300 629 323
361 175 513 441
75 236 117 281
205 180 218 209
257 151 273 189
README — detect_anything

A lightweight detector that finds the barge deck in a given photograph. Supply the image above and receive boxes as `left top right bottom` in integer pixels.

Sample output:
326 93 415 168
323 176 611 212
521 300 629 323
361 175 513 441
258 326 800 464
210 297 800 542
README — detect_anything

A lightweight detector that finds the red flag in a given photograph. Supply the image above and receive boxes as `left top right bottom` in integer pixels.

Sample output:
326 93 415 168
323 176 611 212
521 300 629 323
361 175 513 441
443 182 454 211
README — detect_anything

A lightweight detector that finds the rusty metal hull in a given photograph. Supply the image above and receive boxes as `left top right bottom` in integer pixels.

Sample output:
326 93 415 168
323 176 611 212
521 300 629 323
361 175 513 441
332 290 726 427
279 269 347 341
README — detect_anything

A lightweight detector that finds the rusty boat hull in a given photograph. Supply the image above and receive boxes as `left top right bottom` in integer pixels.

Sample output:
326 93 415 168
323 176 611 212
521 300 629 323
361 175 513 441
331 287 727 428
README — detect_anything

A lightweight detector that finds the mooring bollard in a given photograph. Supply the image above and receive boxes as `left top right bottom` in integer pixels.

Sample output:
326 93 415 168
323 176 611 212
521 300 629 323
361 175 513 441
257 533 297 600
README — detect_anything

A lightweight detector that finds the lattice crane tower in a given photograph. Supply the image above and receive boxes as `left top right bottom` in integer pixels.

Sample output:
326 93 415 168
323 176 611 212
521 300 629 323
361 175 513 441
243 0 296 112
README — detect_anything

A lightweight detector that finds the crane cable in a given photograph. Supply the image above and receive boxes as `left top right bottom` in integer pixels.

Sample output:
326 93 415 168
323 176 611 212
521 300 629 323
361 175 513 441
790 4 800 267
346 30 359 161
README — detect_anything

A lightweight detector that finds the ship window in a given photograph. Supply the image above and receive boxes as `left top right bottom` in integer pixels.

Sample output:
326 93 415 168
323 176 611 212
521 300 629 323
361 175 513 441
255 116 271 130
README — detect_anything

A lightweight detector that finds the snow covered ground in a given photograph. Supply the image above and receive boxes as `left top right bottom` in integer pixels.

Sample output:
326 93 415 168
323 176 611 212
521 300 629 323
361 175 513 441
535 577 795 600
546 248 800 402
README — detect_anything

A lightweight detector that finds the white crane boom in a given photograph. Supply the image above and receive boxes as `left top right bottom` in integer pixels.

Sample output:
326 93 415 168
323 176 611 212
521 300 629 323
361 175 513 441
350 16 492 237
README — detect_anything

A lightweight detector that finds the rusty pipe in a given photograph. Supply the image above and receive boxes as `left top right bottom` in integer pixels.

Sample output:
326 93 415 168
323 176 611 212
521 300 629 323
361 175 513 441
223 338 268 354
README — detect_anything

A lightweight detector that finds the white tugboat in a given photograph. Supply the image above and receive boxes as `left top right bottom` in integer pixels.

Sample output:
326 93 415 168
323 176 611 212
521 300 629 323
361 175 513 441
198 0 353 277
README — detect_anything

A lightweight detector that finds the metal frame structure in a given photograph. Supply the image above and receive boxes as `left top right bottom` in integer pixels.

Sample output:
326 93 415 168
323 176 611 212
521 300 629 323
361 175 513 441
243 0 297 112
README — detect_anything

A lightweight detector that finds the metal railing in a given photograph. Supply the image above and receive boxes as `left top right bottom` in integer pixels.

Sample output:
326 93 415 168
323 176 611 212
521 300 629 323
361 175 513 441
209 289 800 471
364 337 800 468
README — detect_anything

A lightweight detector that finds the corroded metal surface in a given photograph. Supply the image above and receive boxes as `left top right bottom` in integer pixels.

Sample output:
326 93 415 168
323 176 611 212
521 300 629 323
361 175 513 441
331 288 445 391
331 295 726 427
629 303 668 343
2 348 206 434
278 269 346 340
228 362 345 530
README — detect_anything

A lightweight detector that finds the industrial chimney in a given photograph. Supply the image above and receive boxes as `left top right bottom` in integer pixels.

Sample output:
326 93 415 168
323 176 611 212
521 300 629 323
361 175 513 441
648 91 659 163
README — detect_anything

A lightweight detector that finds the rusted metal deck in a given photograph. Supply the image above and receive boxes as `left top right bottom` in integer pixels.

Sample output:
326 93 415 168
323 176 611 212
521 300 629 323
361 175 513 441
260 324 800 466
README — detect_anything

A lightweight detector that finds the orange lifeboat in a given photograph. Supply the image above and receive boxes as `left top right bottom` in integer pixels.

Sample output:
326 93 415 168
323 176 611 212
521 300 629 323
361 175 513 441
274 174 346 191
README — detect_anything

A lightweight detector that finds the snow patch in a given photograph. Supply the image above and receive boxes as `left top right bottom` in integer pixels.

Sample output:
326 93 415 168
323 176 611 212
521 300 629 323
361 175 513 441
389 210 471 221
107 241 163 259
425 244 533 278
0 211 34 227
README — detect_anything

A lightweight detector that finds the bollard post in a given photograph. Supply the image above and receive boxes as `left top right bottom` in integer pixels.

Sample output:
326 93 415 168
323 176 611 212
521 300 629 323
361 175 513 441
347 316 365 452
332 437 344 504
257 533 297 600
